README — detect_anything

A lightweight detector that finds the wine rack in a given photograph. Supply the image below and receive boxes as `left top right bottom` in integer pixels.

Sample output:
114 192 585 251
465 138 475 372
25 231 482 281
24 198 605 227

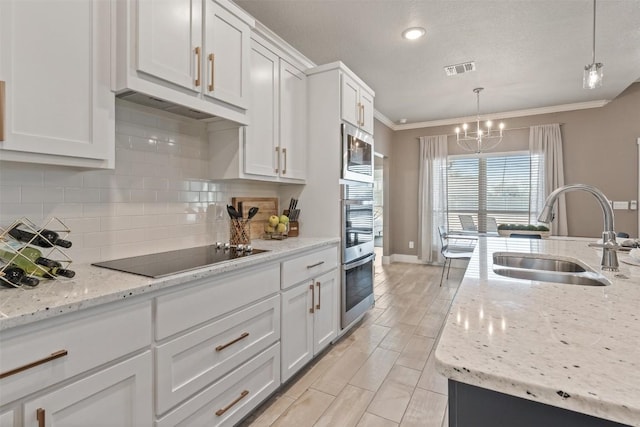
0 217 73 288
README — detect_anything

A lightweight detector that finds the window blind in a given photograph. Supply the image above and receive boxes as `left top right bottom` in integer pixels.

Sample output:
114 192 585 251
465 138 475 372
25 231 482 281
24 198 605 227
447 152 540 232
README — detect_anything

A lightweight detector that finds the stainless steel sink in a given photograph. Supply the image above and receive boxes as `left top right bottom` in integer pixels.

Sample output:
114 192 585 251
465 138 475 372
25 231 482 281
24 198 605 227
492 252 610 286
493 254 586 273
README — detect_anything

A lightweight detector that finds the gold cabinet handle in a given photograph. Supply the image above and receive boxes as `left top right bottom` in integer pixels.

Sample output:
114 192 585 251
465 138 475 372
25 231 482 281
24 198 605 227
309 283 315 313
0 349 68 379
37 408 45 427
208 53 215 91
356 102 360 126
282 148 287 175
306 261 324 269
275 146 280 173
316 281 321 310
215 332 249 352
215 390 249 416
0 81 5 142
194 47 201 87
360 104 365 127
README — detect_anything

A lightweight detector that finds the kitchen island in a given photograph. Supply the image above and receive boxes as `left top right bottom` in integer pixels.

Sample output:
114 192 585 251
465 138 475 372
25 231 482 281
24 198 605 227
435 237 640 427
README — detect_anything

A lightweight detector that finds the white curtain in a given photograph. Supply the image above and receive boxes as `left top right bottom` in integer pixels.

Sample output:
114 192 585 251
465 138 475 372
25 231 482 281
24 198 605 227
418 135 448 262
529 124 568 236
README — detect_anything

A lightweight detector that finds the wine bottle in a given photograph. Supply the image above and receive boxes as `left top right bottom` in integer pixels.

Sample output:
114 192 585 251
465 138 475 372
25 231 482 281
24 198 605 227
8 226 72 248
0 266 40 287
0 242 61 271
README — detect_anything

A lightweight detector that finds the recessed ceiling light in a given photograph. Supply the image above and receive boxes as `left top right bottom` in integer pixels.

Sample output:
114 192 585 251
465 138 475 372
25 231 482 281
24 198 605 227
399 118 408 124
402 27 425 40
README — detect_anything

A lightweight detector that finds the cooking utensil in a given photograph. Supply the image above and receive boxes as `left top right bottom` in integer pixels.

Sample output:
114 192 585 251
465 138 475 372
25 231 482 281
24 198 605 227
226 205 241 219
247 207 259 219
237 202 244 218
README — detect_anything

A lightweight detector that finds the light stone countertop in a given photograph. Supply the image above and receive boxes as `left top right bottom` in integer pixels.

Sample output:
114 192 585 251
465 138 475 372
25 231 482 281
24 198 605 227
435 237 640 426
0 237 339 331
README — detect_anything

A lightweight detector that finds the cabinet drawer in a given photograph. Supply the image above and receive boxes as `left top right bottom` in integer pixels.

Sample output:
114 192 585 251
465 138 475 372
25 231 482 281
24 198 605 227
156 343 280 427
281 246 338 289
0 300 151 405
156 295 280 414
155 263 280 340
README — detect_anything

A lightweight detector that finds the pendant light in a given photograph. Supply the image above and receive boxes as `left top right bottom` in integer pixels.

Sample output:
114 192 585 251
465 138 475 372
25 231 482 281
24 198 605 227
583 0 603 89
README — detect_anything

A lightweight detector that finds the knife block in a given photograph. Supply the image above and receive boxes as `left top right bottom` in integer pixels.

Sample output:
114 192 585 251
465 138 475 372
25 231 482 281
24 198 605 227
288 221 299 237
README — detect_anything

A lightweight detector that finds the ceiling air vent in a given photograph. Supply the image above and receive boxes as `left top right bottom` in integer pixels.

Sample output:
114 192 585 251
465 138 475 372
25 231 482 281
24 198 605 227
444 61 476 76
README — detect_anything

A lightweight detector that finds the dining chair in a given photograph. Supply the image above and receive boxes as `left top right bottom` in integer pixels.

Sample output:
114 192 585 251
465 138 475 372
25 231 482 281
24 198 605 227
458 215 477 231
438 226 475 286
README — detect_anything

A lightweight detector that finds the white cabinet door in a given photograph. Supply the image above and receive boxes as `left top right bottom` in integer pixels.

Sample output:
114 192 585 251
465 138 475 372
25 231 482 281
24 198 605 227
0 0 114 167
312 269 338 355
0 409 14 427
340 74 360 128
360 89 375 135
279 59 307 181
23 352 152 427
281 282 313 382
137 0 202 92
204 0 250 109
245 40 278 177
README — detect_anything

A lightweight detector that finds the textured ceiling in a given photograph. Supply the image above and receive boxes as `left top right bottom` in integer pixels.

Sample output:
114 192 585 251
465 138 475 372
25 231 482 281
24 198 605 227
234 0 640 127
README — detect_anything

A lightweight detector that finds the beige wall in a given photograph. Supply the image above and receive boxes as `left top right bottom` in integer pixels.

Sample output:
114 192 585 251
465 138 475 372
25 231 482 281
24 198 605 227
389 83 640 256
374 119 393 157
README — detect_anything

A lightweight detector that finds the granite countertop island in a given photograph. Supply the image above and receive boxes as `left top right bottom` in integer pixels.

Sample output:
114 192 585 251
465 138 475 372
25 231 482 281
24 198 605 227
435 237 640 427
0 237 339 331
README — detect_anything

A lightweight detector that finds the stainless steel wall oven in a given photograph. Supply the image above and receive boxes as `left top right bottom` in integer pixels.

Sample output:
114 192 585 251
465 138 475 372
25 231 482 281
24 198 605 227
342 123 374 183
341 183 375 329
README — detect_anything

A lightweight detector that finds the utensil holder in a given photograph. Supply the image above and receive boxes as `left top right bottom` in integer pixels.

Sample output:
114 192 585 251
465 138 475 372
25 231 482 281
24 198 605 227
229 219 251 245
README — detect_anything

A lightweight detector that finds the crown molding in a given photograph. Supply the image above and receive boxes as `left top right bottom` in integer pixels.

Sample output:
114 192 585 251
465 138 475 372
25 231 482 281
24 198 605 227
389 99 611 131
374 110 395 130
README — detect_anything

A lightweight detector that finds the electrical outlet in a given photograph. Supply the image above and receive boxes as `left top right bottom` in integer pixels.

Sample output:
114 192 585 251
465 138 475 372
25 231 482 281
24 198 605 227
612 201 629 210
631 200 638 210
409 241 414 249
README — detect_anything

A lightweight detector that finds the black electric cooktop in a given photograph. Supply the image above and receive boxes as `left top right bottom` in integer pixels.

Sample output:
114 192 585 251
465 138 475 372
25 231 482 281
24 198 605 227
92 244 268 278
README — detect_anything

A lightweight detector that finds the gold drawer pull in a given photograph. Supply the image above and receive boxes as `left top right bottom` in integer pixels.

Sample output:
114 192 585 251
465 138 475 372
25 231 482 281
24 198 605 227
194 46 201 87
309 283 315 313
0 80 5 142
215 390 249 416
316 281 321 310
208 53 215 91
215 332 249 352
37 408 45 427
0 349 68 379
306 261 324 269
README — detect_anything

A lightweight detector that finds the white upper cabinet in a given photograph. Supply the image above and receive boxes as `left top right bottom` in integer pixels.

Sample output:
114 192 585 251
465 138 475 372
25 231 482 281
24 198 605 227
204 1 250 109
279 59 307 181
115 0 253 124
0 0 114 168
341 73 374 135
137 0 202 92
244 40 279 177
210 35 307 183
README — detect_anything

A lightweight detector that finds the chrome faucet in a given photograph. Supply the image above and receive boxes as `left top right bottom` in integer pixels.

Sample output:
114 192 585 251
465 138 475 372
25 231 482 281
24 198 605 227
537 184 619 272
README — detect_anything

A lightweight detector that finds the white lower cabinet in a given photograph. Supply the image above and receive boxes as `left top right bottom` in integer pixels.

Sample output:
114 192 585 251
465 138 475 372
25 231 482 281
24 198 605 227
155 295 280 414
157 343 280 427
23 351 152 427
281 268 338 382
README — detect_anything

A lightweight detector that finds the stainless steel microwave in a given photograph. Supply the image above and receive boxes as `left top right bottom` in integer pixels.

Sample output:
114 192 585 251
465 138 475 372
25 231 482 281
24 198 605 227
341 123 374 183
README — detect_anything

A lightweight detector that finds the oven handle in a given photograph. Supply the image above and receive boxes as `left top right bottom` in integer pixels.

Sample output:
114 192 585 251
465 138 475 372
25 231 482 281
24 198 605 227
342 200 374 206
344 253 375 270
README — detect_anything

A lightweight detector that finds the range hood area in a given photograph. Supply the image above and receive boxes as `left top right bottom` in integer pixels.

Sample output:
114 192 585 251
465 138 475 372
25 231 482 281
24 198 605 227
116 91 219 121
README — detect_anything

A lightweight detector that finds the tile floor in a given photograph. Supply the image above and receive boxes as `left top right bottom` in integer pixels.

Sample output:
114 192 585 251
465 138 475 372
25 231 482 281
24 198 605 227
240 250 464 427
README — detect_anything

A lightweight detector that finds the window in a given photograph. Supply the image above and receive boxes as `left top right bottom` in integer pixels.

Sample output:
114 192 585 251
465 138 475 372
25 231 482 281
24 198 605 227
446 151 540 232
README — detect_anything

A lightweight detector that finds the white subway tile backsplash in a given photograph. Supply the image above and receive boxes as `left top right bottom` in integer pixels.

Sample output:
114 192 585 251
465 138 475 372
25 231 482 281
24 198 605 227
0 186 21 203
21 186 64 203
65 187 101 204
0 100 281 264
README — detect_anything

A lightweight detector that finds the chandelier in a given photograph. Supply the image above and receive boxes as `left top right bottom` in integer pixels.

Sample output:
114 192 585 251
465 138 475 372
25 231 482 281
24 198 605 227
583 0 603 89
455 88 505 153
